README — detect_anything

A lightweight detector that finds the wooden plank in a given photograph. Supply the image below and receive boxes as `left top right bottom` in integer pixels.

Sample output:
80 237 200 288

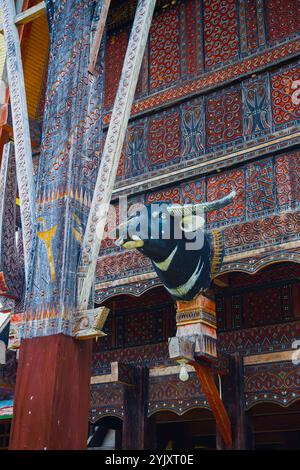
78 0 157 310
88 0 111 74
0 0 35 281
0 2 46 34
244 349 297 366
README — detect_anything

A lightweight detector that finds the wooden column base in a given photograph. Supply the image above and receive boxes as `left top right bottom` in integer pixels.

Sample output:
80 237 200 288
9 334 93 450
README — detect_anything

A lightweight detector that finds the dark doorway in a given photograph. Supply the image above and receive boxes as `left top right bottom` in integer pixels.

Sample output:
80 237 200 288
154 409 216 450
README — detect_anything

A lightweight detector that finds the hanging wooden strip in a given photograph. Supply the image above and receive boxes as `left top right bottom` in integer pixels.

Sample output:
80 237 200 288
0 0 35 281
78 0 157 310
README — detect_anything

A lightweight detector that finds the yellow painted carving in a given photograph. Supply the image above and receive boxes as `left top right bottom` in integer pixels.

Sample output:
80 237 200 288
72 211 83 245
37 217 57 282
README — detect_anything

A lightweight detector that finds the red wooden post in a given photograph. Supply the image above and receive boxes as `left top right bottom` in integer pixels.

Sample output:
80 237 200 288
9 335 92 450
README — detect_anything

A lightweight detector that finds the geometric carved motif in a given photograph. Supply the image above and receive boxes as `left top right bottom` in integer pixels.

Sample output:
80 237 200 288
244 362 300 409
218 321 300 355
245 0 259 52
243 74 271 138
148 373 208 416
265 0 300 44
146 186 181 204
181 97 205 160
124 120 148 177
203 0 239 69
104 29 129 110
271 64 300 127
207 169 245 226
206 88 243 148
148 108 181 168
90 383 124 421
246 158 275 216
181 179 205 204
242 286 282 328
92 342 171 376
223 210 300 253
149 5 180 91
275 151 300 209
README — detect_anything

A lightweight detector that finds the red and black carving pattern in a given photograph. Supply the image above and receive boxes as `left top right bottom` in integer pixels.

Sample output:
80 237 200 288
243 287 282 328
92 342 171 375
206 88 243 148
245 362 300 408
203 0 239 70
207 170 245 225
265 0 300 44
148 373 208 416
245 0 259 52
246 158 276 215
219 321 300 355
124 120 148 178
276 151 300 208
271 65 300 126
184 0 198 76
231 262 300 288
146 187 181 204
181 179 205 204
148 109 181 168
104 29 129 110
90 383 124 421
96 251 152 281
224 210 300 251
181 97 205 159
149 5 180 91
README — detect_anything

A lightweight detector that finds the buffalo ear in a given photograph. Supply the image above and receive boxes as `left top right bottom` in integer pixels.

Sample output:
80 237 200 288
180 214 204 233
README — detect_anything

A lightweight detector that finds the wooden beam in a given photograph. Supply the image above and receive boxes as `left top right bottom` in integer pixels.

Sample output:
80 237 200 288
0 0 36 281
88 0 112 74
244 349 299 366
190 361 233 448
91 361 137 386
78 0 157 310
0 2 46 34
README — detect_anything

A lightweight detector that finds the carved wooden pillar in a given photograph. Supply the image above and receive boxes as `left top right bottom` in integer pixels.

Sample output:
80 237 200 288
216 353 254 450
122 366 155 450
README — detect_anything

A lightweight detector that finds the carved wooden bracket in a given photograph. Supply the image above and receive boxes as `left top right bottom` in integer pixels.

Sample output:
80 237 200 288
73 306 110 340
